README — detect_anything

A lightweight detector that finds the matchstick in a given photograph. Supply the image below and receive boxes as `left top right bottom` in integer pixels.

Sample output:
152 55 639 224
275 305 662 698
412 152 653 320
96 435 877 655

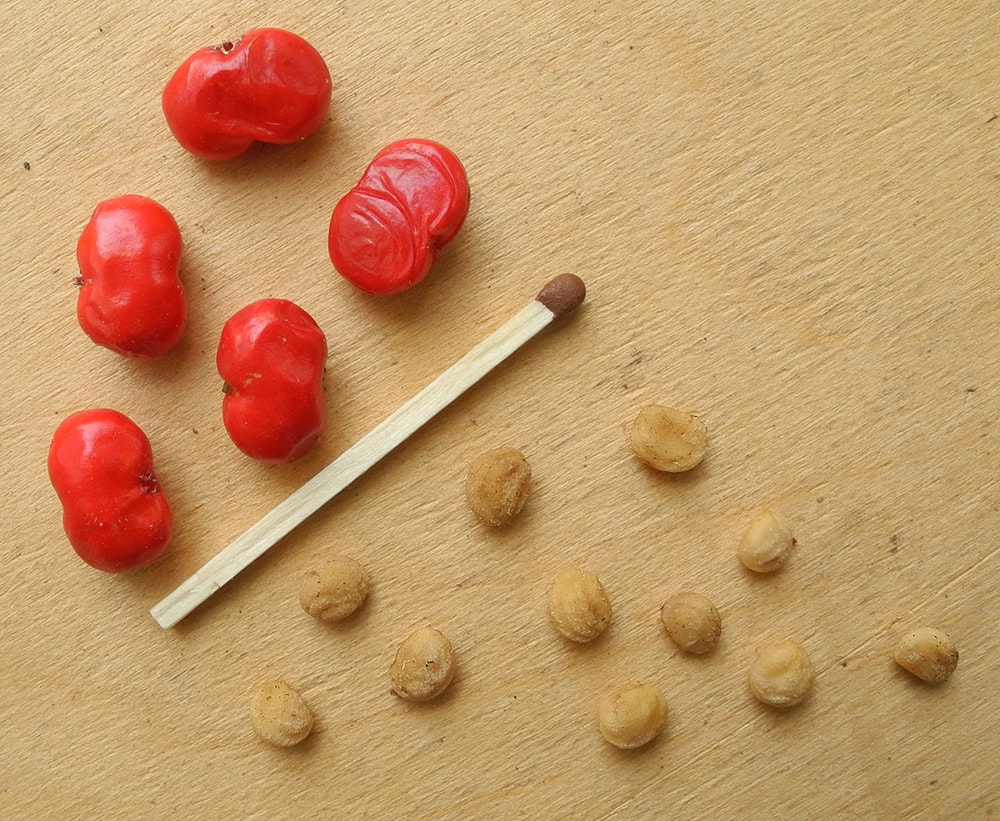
151 274 586 628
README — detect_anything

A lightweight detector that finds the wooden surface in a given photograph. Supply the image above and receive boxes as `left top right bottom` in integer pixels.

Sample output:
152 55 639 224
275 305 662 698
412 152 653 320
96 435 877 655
3 2 998 818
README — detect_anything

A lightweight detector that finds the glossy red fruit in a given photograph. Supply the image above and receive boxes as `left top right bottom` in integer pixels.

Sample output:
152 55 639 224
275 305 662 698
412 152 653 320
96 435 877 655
48 409 174 573
217 299 328 463
162 27 332 161
76 194 187 358
328 139 470 295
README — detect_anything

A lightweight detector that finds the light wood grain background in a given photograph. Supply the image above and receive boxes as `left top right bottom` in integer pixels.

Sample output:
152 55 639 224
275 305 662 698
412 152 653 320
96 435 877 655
3 1 998 818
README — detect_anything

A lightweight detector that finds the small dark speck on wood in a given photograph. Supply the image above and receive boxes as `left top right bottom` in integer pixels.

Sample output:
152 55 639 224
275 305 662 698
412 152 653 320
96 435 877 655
22 161 30 170
987 113 998 124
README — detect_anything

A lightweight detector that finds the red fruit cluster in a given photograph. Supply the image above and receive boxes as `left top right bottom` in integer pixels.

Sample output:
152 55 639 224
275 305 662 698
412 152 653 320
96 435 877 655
50 27 470 577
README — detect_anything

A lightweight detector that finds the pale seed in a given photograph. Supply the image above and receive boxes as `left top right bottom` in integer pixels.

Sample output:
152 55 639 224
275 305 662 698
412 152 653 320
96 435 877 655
748 639 815 707
629 405 708 473
249 680 314 747
739 509 795 573
548 567 612 642
894 627 958 684
597 682 669 749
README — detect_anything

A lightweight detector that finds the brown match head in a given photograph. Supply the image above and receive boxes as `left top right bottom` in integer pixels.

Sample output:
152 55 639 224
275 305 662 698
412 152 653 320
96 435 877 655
536 274 586 318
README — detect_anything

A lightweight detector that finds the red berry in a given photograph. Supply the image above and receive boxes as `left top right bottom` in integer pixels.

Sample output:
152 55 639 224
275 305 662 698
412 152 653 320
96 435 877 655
48 409 173 573
162 28 332 161
217 299 328 463
76 195 187 358
328 139 470 295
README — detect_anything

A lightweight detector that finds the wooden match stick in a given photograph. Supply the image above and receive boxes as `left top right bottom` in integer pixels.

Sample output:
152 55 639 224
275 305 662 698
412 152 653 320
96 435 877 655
151 274 586 628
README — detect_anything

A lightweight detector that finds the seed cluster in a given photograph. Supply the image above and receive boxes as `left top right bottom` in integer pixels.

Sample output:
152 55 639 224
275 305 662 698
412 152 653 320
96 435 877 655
248 399 960 750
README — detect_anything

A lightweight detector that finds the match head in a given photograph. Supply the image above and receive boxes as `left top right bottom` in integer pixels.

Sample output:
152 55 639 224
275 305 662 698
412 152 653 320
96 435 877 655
536 274 586 318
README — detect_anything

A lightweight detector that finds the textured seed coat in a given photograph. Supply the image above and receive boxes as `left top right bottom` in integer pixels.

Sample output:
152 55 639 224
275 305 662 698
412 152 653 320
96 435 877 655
465 447 531 526
661 591 722 654
894 627 959 683
739 509 795 573
548 567 612 642
299 555 371 622
629 405 708 472
597 682 669 749
748 639 815 707
249 680 314 747
389 627 456 701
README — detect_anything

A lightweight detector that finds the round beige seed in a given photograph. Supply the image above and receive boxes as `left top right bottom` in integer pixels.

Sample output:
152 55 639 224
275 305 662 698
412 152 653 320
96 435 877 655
660 591 722 654
548 567 612 642
629 404 708 472
748 639 815 707
249 680 315 747
389 627 456 701
299 555 371 622
738 509 795 573
465 447 532 526
894 627 959 684
597 682 669 749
